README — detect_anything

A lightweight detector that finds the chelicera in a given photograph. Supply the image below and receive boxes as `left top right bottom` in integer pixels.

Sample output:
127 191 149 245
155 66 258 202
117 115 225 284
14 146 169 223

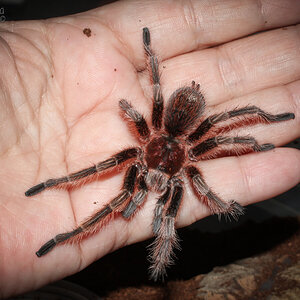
25 27 295 280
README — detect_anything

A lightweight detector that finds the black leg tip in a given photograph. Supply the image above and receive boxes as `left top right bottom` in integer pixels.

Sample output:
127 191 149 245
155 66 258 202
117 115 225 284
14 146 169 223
229 201 245 219
25 183 45 197
254 143 275 152
260 143 275 151
143 27 150 45
36 239 56 257
277 113 295 121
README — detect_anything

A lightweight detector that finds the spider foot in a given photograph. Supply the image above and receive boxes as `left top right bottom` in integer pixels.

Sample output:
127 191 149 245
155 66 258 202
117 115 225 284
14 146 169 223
143 27 150 47
36 228 83 257
276 113 295 121
25 183 46 197
214 199 244 221
222 200 245 221
36 239 56 257
149 217 180 281
260 111 295 122
148 256 168 282
253 143 275 152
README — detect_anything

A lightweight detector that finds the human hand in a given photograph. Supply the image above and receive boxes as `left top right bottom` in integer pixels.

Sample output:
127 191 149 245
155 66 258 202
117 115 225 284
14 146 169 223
0 0 299 297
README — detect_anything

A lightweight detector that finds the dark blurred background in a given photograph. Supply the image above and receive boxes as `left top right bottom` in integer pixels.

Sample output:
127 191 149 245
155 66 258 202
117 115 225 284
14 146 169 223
1 1 299 299
0 0 116 21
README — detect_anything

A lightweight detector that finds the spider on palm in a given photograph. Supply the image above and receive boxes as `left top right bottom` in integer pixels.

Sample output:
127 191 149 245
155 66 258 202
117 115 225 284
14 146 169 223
25 27 295 280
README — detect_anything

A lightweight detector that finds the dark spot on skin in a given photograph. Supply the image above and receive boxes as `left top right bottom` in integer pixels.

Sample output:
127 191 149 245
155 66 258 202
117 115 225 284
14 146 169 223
163 66 166 69
139 19 141 22
77 82 79 85
51 74 53 78
265 21 268 24
83 28 92 37
114 68 117 72
93 201 97 204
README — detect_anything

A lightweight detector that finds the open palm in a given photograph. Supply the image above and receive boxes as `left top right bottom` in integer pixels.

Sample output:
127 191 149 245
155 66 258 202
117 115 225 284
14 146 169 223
0 0 299 297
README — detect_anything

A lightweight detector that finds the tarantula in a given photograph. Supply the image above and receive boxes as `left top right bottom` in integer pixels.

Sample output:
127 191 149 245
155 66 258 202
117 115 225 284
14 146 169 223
25 27 295 280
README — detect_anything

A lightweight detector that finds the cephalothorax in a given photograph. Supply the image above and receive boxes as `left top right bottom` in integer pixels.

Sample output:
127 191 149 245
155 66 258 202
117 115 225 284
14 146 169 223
25 28 295 280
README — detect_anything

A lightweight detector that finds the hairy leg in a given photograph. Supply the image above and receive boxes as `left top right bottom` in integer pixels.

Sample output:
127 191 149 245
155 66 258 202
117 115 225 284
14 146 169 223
35 163 139 257
122 174 148 218
189 136 274 160
185 165 244 220
152 184 172 235
187 106 295 143
149 178 183 280
143 27 164 131
25 148 140 196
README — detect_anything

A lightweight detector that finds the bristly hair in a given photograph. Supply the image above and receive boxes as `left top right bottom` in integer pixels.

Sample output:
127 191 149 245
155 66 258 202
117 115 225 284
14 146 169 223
164 85 205 137
148 217 181 281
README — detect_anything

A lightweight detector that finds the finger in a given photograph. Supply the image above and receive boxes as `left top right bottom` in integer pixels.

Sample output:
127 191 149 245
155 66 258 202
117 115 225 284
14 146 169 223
178 147 300 227
201 80 300 146
95 0 300 65
159 26 300 105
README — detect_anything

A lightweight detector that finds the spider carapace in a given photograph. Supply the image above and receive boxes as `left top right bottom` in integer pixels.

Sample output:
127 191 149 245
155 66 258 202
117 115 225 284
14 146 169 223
25 27 295 280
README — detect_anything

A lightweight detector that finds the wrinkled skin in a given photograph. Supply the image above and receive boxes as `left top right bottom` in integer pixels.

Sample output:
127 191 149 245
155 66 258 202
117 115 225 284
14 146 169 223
0 0 300 297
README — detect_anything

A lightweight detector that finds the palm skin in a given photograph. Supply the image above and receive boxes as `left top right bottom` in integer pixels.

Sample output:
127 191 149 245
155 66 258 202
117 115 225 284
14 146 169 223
0 0 299 297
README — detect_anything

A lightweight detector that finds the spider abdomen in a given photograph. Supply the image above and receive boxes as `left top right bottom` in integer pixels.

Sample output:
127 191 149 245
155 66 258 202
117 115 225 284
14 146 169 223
164 86 205 137
145 136 185 176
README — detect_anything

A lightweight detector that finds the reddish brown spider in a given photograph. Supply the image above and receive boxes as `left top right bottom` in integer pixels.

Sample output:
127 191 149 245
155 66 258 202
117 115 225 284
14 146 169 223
25 27 295 280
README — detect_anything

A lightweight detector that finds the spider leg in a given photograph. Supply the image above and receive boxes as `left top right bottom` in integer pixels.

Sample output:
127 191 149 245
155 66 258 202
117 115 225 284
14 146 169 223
25 147 140 196
188 106 295 143
119 99 150 141
149 178 183 281
185 165 244 220
122 173 148 218
35 164 139 257
143 27 164 131
189 135 274 160
152 184 171 235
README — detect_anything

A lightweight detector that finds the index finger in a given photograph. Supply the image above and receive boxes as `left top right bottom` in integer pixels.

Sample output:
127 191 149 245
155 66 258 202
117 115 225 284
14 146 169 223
94 0 300 65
